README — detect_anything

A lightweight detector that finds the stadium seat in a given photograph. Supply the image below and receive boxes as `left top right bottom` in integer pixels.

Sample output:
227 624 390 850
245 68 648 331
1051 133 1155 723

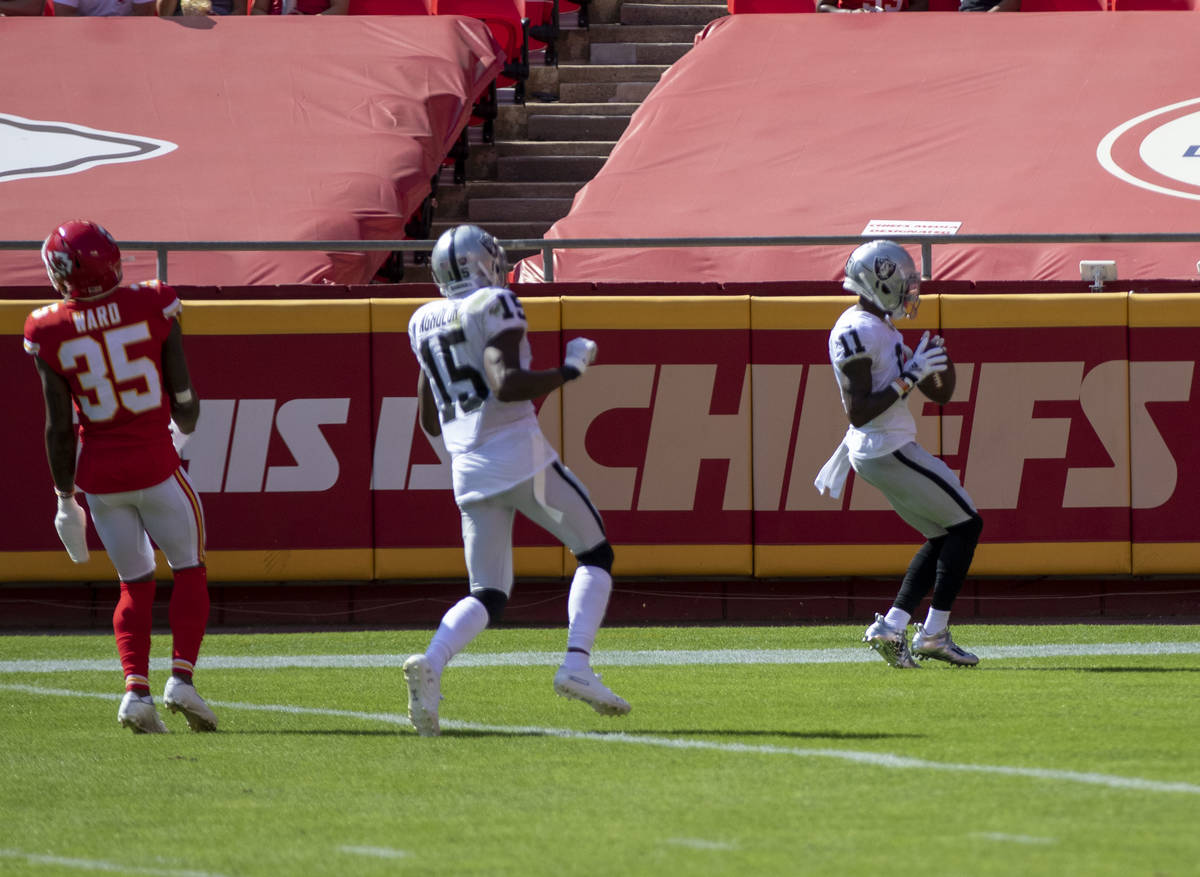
727 0 815 12
434 0 530 103
348 0 431 12
526 0 560 65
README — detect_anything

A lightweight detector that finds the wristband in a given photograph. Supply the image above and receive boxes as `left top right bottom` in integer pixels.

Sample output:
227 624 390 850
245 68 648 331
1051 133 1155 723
54 486 76 499
174 388 194 404
890 377 914 399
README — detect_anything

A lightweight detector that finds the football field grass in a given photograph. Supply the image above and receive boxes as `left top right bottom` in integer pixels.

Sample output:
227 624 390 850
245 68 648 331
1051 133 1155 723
2 623 1198 876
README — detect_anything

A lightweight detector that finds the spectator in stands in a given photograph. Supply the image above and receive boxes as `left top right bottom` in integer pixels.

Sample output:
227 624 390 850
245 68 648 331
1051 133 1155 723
159 0 243 14
401 224 630 737
816 240 984 670
0 0 48 14
817 0 928 10
53 0 154 14
959 0 1019 9
24 220 219 735
251 0 346 13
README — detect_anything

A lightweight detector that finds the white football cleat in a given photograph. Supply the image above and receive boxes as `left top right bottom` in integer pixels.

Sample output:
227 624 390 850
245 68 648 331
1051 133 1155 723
403 654 442 737
118 691 169 734
163 676 219 732
553 665 631 717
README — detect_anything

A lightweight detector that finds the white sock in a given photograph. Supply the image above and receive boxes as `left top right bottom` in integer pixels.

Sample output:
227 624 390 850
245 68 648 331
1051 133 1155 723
426 595 489 675
883 607 911 629
565 565 612 665
923 608 950 637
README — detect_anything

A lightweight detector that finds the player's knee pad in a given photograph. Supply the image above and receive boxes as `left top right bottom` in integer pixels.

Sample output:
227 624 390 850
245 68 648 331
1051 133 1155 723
575 540 614 574
471 587 508 625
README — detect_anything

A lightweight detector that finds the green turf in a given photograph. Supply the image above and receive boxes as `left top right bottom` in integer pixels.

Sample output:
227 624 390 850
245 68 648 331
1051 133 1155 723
1 624 1197 876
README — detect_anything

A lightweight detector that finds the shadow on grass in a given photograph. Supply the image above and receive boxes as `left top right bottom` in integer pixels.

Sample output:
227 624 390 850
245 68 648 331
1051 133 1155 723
984 666 1200 673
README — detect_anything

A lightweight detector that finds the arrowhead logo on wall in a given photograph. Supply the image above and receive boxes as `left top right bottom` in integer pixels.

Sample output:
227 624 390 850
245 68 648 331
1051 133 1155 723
1 113 177 184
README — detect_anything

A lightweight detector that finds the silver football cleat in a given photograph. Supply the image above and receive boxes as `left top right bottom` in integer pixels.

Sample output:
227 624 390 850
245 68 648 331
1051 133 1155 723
912 624 979 667
862 613 920 669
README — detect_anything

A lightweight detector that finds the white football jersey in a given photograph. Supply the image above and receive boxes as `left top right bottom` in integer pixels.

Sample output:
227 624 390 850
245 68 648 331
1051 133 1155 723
828 305 917 461
408 286 558 503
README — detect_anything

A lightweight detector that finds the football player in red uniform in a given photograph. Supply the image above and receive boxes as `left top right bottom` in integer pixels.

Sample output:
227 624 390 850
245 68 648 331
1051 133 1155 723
24 220 218 734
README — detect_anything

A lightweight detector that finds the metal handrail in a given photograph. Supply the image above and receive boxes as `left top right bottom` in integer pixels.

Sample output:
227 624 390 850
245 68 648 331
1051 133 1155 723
5 232 1200 283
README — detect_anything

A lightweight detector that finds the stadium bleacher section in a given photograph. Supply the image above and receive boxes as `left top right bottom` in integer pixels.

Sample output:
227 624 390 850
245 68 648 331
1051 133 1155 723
518 10 1200 283
0 17 502 285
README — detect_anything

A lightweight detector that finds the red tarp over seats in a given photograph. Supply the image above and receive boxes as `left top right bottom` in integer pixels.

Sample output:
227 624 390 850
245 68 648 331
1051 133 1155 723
516 12 1200 284
0 17 502 285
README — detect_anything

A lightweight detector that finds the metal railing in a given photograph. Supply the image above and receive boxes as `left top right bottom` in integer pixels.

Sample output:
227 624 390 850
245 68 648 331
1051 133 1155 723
5 232 1200 283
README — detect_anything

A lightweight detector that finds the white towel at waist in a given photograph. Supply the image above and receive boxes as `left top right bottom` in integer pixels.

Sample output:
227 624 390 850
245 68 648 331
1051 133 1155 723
814 440 851 500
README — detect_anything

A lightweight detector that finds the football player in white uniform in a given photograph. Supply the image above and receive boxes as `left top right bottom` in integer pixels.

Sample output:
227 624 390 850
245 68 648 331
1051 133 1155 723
816 240 984 669
402 225 630 736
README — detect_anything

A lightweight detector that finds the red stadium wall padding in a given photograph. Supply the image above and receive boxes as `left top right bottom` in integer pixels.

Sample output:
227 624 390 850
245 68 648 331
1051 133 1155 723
4 292 1199 583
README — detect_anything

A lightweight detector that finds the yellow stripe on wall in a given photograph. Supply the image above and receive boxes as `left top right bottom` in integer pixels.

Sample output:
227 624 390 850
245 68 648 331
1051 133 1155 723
751 296 940 332
563 296 751 331
941 293 1128 329
756 544 915 577
184 301 371 335
1128 294 1200 328
1132 543 1200 575
1 300 55 335
971 542 1131 576
371 296 561 333
374 546 564 580
615 544 753 577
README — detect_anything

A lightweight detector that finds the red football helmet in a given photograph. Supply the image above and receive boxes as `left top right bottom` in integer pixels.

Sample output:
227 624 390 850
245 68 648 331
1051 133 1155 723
41 220 123 299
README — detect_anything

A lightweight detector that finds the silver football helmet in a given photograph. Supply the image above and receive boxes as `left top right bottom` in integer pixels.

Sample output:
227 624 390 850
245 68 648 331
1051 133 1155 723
430 224 508 299
843 240 920 319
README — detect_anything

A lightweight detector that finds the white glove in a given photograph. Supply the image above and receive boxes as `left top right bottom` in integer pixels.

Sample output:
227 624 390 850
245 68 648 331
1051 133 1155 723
169 420 191 454
893 331 948 397
54 491 90 564
562 337 598 381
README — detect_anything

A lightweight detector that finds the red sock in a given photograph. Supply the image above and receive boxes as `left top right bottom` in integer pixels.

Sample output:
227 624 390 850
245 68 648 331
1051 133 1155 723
113 580 156 688
169 565 210 675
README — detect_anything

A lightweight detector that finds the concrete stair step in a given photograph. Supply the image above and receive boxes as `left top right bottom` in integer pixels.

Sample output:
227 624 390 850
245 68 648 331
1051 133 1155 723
587 22 710 42
435 181 584 218
557 63 670 83
522 101 642 116
498 155 609 181
469 197 576 222
589 42 694 64
494 139 616 156
431 220 556 250
620 2 728 24
528 113 633 141
559 80 659 102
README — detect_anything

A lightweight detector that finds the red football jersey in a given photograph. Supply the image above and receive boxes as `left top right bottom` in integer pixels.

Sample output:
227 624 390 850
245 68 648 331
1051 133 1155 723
24 282 183 495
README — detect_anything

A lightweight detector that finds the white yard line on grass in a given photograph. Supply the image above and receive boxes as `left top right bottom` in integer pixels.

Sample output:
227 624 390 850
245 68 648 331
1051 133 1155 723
338 845 410 859
0 848 229 877
2 641 1198 674
4 681 1199 797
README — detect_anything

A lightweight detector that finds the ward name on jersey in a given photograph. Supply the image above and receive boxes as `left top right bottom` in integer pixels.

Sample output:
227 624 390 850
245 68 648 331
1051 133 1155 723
24 281 183 494
828 305 918 461
408 285 558 504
